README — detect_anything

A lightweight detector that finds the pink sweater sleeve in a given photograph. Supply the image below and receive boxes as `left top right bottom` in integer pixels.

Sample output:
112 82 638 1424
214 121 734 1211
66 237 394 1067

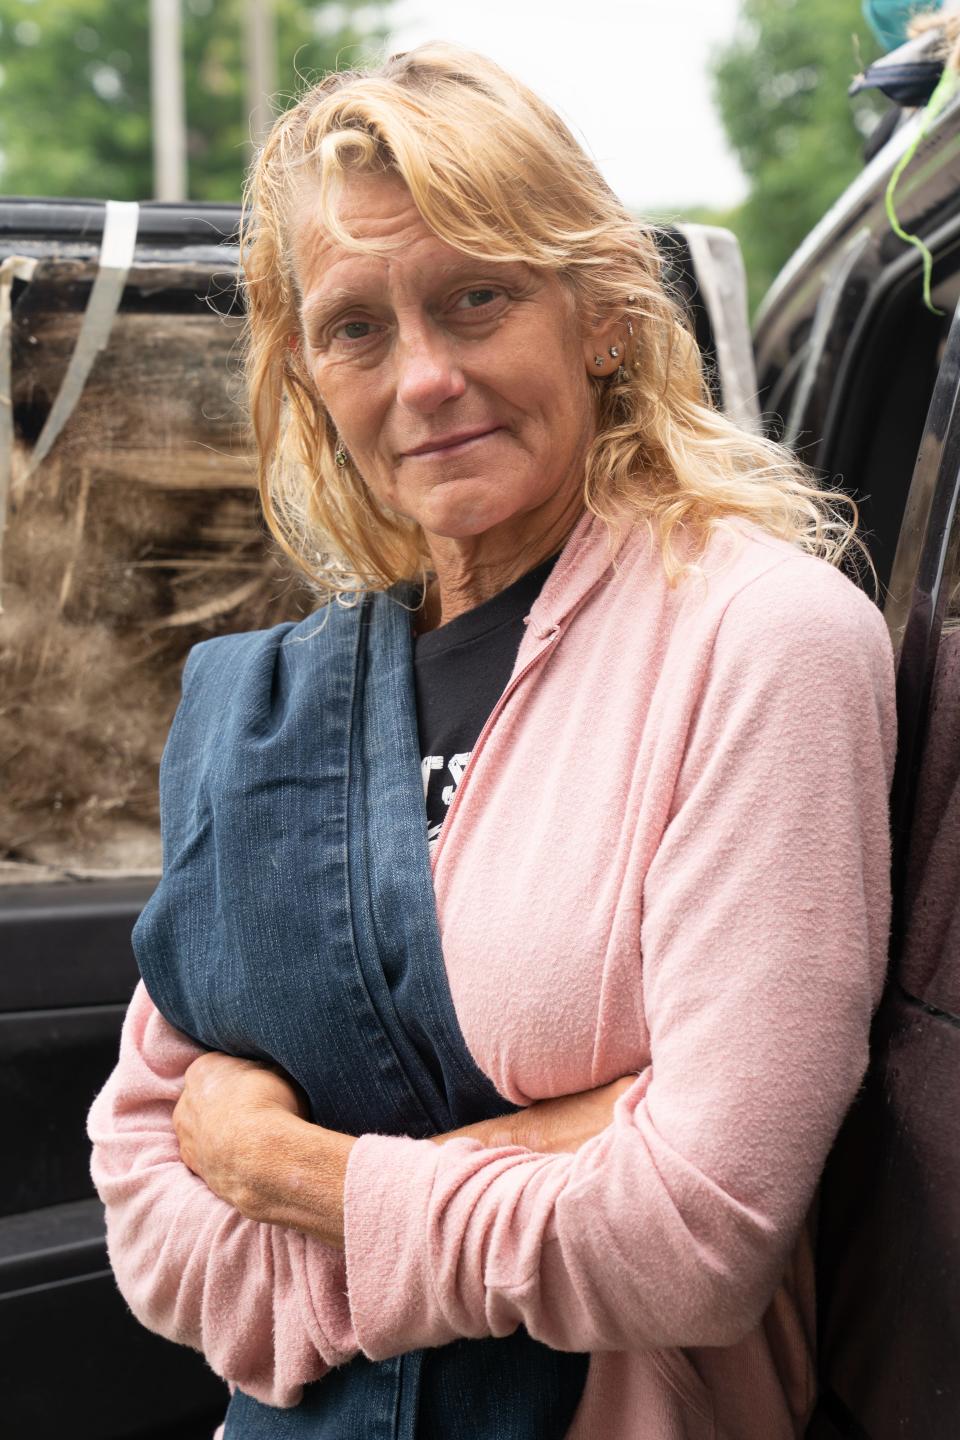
342 560 896 1359
88 981 359 1407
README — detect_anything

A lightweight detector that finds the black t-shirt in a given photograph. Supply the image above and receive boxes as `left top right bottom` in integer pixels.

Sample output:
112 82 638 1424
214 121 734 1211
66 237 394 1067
414 554 558 848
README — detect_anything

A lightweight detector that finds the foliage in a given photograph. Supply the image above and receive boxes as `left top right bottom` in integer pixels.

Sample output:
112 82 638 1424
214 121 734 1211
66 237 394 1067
711 0 888 313
0 0 389 201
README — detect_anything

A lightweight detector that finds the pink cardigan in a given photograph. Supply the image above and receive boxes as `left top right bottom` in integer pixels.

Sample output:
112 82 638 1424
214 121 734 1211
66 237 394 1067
89 512 896 1439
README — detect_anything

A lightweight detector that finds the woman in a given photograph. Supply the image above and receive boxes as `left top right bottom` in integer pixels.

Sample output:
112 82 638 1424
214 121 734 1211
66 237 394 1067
89 43 896 1440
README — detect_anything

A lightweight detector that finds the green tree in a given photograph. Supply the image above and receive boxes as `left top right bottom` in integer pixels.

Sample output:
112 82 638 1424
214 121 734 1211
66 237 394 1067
0 0 389 201
711 0 887 313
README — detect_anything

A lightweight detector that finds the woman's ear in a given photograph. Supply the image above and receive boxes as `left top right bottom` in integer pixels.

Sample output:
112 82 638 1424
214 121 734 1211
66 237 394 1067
581 323 623 377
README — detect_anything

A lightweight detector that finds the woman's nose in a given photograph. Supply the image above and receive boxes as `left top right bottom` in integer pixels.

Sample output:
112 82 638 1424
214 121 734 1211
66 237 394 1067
395 325 467 414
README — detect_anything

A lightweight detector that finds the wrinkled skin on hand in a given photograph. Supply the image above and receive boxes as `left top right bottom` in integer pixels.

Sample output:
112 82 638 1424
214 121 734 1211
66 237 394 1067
173 1052 309 1216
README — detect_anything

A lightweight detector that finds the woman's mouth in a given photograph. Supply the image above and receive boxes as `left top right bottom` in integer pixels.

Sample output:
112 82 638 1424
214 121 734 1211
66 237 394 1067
401 426 503 459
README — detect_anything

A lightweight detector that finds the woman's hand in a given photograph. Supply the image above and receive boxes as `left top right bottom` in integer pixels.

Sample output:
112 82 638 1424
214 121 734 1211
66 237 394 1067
172 1052 353 1244
438 1074 637 1153
173 1052 305 1205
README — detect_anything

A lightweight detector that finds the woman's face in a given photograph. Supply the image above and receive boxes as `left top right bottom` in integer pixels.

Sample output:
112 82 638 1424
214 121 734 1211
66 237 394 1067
289 172 609 549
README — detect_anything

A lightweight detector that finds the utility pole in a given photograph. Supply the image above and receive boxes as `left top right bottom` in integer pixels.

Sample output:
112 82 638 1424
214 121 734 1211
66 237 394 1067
150 0 188 201
245 0 277 152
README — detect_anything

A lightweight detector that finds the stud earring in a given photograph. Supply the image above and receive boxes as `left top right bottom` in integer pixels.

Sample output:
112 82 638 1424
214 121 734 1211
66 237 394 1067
335 440 348 468
594 354 605 367
609 346 620 359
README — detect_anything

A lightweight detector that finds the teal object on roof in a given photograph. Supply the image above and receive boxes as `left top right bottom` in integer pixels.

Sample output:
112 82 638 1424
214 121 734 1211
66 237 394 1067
863 0 943 52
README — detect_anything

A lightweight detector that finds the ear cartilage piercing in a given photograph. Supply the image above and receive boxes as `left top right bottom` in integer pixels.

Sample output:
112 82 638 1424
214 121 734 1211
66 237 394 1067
626 319 634 337
335 442 348 468
609 346 620 359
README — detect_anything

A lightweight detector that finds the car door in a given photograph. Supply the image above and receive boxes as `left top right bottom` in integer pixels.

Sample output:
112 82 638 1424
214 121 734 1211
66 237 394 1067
0 881 232 1439
0 196 273 1439
773 241 960 1437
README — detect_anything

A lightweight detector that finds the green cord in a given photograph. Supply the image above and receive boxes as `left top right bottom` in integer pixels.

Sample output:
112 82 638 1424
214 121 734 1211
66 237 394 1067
884 64 960 315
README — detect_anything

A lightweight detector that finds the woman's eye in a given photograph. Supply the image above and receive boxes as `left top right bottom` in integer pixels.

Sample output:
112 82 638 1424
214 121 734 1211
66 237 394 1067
334 319 377 341
455 288 501 311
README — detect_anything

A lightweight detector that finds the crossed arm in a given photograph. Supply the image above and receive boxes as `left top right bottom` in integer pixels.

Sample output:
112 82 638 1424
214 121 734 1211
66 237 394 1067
88 981 628 1408
171 1046 632 1249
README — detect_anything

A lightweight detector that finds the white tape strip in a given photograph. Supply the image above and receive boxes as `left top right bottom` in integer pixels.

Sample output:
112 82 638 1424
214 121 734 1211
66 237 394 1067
23 198 140 479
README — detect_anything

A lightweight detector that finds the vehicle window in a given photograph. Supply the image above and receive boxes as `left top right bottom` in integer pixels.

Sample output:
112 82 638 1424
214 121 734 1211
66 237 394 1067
2 224 739 886
823 258 960 596
1 245 312 882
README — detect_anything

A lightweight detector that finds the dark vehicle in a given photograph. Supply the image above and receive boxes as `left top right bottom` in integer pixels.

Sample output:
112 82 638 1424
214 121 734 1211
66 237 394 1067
752 53 960 1440
3 38 960 1435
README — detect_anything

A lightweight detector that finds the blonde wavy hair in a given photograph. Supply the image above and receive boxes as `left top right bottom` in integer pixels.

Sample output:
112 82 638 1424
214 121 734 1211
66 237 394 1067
241 42 857 598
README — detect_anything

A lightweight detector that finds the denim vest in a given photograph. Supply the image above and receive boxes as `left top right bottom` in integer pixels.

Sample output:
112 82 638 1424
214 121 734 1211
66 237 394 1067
133 590 588 1439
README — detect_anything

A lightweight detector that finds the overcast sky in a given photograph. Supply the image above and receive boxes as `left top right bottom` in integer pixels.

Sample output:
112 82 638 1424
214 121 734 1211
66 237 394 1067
385 0 747 214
